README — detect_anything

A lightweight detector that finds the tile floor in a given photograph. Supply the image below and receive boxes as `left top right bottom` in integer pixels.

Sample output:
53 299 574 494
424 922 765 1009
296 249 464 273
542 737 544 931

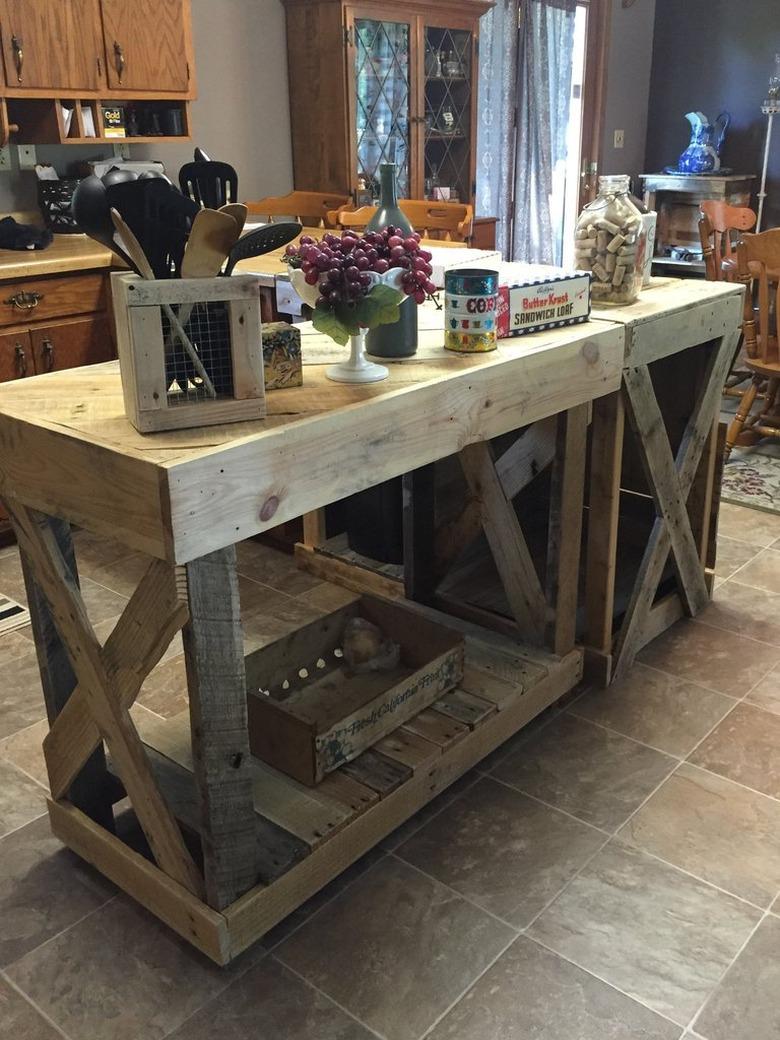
0 503 779 1039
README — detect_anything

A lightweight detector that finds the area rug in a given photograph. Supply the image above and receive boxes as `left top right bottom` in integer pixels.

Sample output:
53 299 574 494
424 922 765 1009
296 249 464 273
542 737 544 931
0 592 30 634
722 452 780 515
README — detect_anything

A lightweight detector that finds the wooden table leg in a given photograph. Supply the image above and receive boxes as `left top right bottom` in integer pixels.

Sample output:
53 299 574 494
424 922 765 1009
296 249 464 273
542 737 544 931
403 464 436 603
183 546 257 910
19 516 115 831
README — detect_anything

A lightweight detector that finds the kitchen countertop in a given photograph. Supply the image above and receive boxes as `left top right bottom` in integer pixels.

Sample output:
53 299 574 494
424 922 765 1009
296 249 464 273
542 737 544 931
0 234 114 281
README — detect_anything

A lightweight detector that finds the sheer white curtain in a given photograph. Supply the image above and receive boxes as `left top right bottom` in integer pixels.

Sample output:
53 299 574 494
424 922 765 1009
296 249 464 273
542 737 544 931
477 0 578 264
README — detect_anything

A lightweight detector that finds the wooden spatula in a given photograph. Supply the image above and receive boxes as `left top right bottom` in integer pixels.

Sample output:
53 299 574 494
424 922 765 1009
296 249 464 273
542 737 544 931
111 208 217 398
219 203 248 237
181 208 241 278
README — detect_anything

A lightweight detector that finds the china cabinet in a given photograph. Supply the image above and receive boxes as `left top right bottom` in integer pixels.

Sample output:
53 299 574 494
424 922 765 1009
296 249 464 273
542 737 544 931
283 0 491 205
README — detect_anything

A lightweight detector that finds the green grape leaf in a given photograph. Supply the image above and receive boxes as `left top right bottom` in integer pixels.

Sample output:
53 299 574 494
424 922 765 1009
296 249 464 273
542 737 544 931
356 284 404 328
312 304 350 345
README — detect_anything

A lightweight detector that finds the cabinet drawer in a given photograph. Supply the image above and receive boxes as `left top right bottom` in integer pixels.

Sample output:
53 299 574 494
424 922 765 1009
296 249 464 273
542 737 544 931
0 273 108 328
30 316 114 374
0 330 32 381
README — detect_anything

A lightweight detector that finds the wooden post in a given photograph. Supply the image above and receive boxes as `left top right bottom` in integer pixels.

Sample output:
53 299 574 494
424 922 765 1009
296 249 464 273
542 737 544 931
546 405 589 656
403 465 437 603
183 546 257 910
19 516 115 831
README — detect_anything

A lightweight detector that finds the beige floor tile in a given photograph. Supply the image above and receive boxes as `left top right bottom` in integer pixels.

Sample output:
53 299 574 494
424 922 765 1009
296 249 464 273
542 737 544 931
72 528 135 571
0 551 28 605
717 503 780 548
695 915 780 1040
528 841 760 1025
697 581 780 647
137 654 189 718
0 759 46 839
427 936 681 1040
492 714 675 831
396 777 605 926
236 540 324 596
0 651 46 741
275 856 514 1040
241 593 327 655
689 703 780 799
0 719 49 789
0 548 127 626
637 619 780 697
296 581 361 612
167 956 374 1040
0 631 35 668
621 764 780 907
746 664 780 715
0 815 115 968
7 897 258 1040
570 664 734 757
0 978 62 1040
79 552 153 598
727 548 780 594
715 536 762 579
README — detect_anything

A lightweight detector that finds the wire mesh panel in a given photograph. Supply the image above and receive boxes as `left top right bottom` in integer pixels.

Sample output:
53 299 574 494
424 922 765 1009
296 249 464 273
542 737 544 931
163 302 235 405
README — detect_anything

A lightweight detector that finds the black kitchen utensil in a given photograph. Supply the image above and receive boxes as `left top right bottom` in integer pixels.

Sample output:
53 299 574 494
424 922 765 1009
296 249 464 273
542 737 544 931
71 175 139 272
193 146 211 162
223 221 302 276
106 178 198 278
179 160 238 209
102 167 139 187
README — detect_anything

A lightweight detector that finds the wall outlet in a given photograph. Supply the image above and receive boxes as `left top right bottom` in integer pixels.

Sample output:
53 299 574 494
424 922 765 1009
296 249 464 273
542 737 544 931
0 145 11 171
113 142 131 160
17 144 37 169
613 129 625 150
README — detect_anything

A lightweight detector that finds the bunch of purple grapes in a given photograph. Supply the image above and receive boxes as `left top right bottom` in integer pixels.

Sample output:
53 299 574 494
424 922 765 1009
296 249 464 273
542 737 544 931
285 226 437 309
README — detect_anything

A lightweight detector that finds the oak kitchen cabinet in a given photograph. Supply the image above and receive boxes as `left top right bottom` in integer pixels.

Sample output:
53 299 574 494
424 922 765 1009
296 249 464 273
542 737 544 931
0 0 194 144
283 0 491 205
0 267 114 536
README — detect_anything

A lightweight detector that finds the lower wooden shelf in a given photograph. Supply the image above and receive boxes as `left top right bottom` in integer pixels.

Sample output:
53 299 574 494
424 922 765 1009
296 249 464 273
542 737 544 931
48 611 582 964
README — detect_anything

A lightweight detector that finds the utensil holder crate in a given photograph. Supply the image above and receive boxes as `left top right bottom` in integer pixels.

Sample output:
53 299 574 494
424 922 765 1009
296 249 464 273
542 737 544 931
111 272 266 433
245 595 465 785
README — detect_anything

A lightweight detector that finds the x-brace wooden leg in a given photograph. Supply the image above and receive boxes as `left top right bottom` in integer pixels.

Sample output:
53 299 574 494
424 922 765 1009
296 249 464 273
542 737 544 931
612 329 740 681
6 499 203 898
459 440 548 642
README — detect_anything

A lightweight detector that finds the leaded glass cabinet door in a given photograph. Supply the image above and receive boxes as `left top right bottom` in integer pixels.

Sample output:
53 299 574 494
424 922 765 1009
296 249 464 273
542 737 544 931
350 13 413 199
422 21 476 204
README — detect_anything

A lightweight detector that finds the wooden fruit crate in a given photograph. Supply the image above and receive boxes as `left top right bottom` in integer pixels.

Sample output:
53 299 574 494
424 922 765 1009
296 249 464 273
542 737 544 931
245 596 464 785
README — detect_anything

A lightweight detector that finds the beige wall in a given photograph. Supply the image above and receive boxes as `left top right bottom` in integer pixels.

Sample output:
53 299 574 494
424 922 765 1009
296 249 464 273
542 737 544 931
0 0 294 213
600 0 656 189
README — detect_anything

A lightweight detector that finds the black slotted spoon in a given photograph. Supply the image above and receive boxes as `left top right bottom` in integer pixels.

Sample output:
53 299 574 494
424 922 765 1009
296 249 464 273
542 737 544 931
223 221 302 275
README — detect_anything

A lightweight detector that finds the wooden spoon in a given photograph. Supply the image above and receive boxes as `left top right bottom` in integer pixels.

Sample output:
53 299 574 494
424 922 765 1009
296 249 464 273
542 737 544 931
219 203 248 238
110 208 217 398
181 208 241 278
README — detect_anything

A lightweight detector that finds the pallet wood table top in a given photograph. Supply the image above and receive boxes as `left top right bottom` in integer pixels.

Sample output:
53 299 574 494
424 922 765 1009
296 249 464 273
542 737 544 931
0 308 623 564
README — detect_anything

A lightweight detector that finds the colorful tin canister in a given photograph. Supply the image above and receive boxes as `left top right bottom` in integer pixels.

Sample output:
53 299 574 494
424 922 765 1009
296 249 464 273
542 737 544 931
444 268 500 353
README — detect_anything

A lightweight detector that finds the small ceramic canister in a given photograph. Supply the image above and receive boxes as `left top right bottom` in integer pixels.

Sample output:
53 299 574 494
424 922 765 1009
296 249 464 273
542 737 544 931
444 268 500 353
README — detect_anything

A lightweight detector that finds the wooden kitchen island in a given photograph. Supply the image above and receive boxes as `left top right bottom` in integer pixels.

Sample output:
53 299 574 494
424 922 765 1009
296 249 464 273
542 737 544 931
0 277 741 964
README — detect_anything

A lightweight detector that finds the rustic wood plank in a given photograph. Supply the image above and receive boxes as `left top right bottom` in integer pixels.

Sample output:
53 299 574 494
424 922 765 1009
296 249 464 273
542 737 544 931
374 727 442 773
464 636 548 688
495 416 558 499
19 517 114 831
584 390 625 660
341 749 413 796
622 365 710 617
433 496 482 579
317 771 380 815
183 547 259 909
302 509 326 547
48 800 231 965
402 464 437 602
545 405 589 655
434 688 497 729
294 543 405 600
43 557 189 801
7 500 203 897
458 441 548 641
403 708 469 750
458 664 519 710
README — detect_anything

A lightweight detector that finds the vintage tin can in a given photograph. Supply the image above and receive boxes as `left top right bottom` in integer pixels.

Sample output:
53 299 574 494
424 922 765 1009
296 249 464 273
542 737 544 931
444 268 500 353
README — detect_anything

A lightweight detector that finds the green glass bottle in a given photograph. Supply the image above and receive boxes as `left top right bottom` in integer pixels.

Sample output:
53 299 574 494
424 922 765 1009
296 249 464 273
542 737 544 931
366 162 418 359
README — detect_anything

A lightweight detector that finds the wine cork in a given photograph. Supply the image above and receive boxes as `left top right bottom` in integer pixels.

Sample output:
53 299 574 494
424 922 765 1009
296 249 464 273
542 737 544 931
597 230 608 252
600 218 621 235
612 264 627 287
575 246 597 259
617 244 637 258
605 252 617 274
593 261 609 282
607 233 626 254
575 229 590 240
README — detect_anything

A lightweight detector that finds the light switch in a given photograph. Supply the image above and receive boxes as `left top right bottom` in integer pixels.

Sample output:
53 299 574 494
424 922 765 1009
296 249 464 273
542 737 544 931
614 130 625 149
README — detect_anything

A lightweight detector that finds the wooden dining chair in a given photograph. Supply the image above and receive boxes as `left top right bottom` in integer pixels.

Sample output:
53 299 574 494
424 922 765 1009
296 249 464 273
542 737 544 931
698 200 756 282
331 200 474 242
246 191 352 228
724 228 780 458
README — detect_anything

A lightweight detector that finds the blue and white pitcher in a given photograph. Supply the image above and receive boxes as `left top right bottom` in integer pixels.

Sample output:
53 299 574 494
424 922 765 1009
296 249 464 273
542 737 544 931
677 111 731 174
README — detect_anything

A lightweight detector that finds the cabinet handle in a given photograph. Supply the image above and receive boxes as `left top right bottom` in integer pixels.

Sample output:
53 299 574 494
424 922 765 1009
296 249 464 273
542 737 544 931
11 34 23 83
113 40 125 83
40 338 55 371
14 343 27 377
4 290 43 311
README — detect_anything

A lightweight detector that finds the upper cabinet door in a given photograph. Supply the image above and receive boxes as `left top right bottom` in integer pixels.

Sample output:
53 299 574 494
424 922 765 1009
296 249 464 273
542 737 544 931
0 0 103 90
100 0 190 92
